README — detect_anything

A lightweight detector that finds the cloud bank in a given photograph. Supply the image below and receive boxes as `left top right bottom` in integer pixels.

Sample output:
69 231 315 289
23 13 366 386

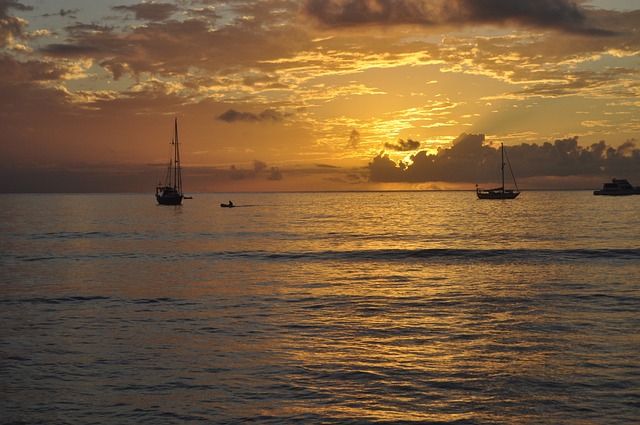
112 3 179 22
1 0 32 46
217 108 288 123
303 0 613 34
368 133 640 184
385 138 421 151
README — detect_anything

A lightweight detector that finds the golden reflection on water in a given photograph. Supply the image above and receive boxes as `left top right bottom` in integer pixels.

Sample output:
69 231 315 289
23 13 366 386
239 257 562 422
3 193 638 423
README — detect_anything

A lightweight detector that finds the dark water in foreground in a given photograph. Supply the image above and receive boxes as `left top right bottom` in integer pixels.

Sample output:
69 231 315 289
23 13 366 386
1 192 639 424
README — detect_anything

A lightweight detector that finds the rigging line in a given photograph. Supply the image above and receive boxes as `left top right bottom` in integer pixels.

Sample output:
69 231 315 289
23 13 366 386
503 146 519 192
161 129 174 187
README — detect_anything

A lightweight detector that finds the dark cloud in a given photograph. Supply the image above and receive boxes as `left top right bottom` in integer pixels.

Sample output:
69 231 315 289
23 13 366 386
348 129 361 148
303 0 613 35
254 159 268 172
229 164 246 180
0 0 31 15
40 43 104 57
217 108 286 123
0 0 33 46
242 73 281 87
112 3 180 22
99 59 129 81
0 53 68 82
385 138 420 151
65 22 114 36
32 6 309 79
368 133 640 185
217 161 285 182
43 9 79 19
268 167 283 180
4 1 630 84
59 8 77 17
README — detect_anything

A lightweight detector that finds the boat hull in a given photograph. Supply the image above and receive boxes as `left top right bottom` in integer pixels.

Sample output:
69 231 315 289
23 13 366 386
220 203 235 208
476 190 520 200
156 194 183 205
593 190 640 196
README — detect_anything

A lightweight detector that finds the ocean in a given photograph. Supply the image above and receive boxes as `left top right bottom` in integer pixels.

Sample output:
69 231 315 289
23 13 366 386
1 191 638 424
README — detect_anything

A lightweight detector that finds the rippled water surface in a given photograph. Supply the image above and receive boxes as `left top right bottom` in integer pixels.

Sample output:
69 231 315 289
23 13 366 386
1 192 639 424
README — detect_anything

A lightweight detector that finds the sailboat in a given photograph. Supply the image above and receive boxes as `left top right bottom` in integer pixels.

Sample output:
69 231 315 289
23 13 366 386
476 142 520 199
155 118 185 205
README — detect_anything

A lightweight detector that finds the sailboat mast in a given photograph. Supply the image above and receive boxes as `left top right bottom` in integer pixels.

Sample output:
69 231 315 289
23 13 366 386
172 119 177 190
501 142 505 190
173 119 177 189
174 118 182 193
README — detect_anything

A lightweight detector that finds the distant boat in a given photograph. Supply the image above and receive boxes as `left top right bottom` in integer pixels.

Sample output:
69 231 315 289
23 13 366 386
476 143 520 200
156 118 186 205
220 203 235 208
593 178 640 196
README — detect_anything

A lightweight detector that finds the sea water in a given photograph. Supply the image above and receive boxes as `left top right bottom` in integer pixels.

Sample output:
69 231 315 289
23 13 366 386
1 191 638 424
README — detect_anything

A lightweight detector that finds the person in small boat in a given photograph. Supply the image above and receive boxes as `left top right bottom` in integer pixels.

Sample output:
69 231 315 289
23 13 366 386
228 200 233 207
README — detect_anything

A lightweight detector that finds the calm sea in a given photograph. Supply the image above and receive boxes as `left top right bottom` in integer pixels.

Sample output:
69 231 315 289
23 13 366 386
1 191 638 424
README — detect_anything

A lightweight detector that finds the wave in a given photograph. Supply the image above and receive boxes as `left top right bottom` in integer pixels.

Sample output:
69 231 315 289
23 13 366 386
217 247 640 263
0 296 183 307
30 231 112 240
14 248 639 264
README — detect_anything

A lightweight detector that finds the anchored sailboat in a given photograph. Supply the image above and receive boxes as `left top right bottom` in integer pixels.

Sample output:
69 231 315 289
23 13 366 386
476 143 520 200
156 118 185 205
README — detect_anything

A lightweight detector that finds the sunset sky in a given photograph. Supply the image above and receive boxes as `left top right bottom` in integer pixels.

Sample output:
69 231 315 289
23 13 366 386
1 0 639 192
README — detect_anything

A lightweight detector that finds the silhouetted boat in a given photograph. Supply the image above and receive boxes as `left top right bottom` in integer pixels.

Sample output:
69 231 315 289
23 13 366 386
593 178 640 196
220 203 235 208
156 119 186 205
476 143 520 200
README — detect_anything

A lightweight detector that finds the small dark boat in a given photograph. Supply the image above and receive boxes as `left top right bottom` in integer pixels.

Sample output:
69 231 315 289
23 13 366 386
593 178 640 196
156 118 188 205
220 202 235 208
476 143 520 200
476 187 520 199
